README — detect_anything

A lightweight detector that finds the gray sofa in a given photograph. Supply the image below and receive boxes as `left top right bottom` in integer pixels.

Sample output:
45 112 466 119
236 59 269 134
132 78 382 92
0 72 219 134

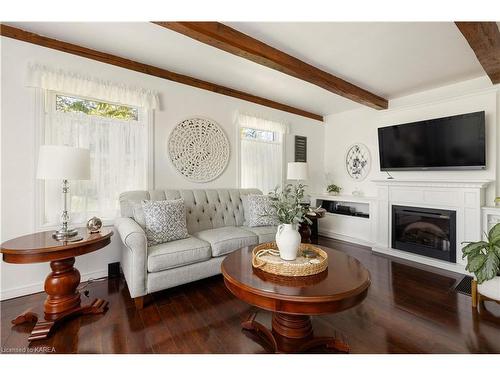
115 188 277 308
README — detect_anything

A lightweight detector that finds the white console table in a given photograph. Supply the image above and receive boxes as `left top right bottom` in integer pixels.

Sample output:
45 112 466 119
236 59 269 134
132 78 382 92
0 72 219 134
310 194 376 246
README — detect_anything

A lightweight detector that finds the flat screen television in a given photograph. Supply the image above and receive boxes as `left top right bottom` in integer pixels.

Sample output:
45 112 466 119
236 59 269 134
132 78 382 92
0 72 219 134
378 111 486 171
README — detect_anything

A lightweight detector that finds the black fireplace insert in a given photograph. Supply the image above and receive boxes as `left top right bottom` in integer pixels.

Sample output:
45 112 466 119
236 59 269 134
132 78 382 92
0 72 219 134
392 205 456 263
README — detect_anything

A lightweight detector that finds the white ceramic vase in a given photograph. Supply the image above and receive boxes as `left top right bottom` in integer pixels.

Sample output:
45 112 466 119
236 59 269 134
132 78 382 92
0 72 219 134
275 223 301 261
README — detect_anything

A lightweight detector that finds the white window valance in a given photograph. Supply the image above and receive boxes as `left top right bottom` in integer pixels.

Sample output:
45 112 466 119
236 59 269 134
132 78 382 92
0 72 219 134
236 112 290 134
26 64 160 110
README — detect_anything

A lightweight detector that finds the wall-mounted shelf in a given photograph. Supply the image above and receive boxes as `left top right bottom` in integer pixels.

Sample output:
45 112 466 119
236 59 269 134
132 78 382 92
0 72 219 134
310 194 376 246
312 194 376 204
312 194 373 219
325 212 370 220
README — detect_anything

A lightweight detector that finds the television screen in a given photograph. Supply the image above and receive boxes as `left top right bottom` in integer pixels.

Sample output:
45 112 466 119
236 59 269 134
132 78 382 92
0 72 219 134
378 111 485 171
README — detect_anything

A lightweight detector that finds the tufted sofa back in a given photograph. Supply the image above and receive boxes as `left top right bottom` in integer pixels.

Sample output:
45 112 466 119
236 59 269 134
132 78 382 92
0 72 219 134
119 188 262 234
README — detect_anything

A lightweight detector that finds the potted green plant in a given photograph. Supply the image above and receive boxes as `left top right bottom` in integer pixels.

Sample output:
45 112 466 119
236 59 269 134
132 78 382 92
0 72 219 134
326 184 341 196
268 184 311 261
462 223 500 303
495 197 500 207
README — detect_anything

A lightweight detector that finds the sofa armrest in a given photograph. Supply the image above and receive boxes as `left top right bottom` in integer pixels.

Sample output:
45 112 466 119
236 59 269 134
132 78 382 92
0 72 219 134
115 217 147 250
114 217 148 298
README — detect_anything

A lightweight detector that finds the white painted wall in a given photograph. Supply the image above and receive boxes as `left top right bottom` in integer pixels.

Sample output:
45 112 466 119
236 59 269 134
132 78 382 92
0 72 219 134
324 77 499 203
0 37 325 300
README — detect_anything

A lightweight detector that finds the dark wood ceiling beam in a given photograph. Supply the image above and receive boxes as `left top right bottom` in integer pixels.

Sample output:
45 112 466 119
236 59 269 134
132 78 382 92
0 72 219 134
0 24 323 122
455 22 500 84
153 22 388 110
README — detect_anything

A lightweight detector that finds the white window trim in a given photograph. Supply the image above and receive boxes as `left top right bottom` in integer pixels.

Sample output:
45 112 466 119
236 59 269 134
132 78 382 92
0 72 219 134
236 122 286 192
34 89 154 230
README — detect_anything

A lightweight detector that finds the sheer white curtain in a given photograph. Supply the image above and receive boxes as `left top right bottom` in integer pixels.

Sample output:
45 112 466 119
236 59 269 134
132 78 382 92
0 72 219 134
237 112 289 134
26 63 155 225
43 109 148 224
28 64 160 109
240 138 283 194
238 113 288 194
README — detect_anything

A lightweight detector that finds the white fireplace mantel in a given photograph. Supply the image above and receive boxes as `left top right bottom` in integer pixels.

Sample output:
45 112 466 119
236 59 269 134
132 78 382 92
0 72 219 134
371 179 493 274
372 179 492 189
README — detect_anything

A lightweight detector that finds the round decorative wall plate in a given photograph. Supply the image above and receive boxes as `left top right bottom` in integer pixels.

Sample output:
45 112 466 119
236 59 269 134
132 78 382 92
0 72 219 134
345 143 371 181
168 118 230 182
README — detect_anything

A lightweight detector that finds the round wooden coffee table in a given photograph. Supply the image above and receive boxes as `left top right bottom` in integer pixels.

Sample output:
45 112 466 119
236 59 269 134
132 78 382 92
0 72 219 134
0 228 113 341
221 246 370 353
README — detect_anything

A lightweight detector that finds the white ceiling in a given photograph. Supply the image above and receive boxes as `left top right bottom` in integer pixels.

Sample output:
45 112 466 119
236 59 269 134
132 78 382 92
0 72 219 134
6 22 488 116
227 22 486 99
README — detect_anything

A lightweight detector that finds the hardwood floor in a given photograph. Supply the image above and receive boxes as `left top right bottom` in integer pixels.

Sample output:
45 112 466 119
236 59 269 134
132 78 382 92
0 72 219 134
2 237 500 353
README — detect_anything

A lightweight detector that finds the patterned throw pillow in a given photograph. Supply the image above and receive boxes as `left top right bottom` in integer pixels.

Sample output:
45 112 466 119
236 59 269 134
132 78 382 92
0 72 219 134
242 194 280 227
142 199 189 246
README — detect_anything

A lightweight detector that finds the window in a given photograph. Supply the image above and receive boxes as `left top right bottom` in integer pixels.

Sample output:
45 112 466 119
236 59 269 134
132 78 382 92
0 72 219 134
41 92 150 225
238 114 287 194
56 94 139 120
240 128 275 142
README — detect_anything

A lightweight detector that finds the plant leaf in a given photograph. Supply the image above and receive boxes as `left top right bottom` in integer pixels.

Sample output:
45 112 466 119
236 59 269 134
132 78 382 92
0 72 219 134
475 251 500 284
466 253 487 273
461 241 488 258
489 223 500 244
494 245 500 259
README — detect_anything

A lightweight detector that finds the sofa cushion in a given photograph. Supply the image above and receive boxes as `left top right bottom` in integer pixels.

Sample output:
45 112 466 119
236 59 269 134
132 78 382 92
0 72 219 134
242 194 280 227
147 236 211 272
242 225 277 243
143 199 189 246
193 226 258 257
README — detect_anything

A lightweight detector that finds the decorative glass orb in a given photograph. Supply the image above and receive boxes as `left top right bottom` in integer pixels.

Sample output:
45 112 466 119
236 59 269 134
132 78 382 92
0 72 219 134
87 217 103 233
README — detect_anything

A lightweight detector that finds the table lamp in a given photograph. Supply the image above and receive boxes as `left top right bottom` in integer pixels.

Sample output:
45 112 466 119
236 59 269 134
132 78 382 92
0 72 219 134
287 162 309 182
287 162 310 204
37 145 90 241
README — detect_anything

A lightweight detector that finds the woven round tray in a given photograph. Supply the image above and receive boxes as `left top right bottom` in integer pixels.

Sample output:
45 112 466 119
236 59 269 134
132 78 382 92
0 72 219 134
252 242 328 277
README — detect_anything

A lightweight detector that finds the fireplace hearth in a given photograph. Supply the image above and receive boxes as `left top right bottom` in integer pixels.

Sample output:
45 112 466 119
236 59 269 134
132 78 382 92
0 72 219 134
392 205 456 263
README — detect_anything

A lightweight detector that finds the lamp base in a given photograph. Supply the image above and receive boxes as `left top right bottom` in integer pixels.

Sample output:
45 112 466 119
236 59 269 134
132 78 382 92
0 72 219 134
52 228 82 242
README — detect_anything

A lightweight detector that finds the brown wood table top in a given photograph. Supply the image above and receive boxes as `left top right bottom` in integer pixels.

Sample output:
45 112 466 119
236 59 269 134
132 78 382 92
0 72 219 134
221 245 371 316
1 227 113 341
0 228 113 264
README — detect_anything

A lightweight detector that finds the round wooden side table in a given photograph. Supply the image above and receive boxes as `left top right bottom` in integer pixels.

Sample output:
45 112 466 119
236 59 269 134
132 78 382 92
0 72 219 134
0 228 113 341
221 246 370 353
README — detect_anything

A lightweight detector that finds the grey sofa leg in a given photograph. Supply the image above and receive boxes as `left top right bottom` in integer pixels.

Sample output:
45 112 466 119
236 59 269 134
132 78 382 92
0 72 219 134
134 296 145 310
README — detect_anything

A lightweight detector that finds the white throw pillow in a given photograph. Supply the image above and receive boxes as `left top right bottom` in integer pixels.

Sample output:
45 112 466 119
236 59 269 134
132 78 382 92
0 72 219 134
142 199 189 246
242 194 280 227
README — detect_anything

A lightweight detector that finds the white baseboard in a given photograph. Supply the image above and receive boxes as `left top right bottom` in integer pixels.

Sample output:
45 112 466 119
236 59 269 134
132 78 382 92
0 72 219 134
0 269 108 301
372 246 467 275
318 229 374 247
319 229 468 275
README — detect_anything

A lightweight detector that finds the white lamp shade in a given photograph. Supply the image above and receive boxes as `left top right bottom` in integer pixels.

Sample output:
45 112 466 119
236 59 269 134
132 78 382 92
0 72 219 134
37 145 90 180
287 162 308 180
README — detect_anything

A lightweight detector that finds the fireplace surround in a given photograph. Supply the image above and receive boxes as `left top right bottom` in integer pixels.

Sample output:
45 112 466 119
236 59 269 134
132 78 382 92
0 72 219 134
372 179 491 273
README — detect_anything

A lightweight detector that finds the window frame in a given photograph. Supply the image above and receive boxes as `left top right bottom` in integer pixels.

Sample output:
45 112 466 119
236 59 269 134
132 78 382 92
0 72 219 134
237 123 286 192
34 89 154 230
